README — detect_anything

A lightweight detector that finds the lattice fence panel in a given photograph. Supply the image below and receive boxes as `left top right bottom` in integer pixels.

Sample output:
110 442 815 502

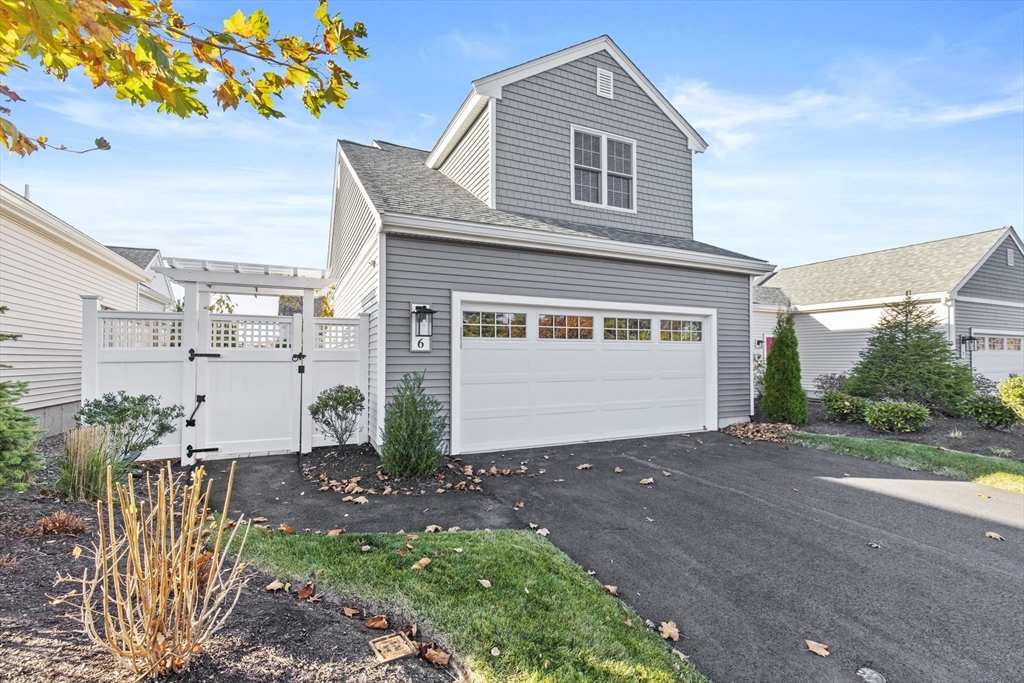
316 323 359 349
210 318 292 349
101 317 183 348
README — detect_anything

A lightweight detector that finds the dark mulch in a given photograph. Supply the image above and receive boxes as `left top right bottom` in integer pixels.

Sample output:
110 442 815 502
791 401 1024 462
0 482 455 682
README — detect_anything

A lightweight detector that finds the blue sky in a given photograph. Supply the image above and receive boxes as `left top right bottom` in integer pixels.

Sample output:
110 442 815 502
4 0 1023 276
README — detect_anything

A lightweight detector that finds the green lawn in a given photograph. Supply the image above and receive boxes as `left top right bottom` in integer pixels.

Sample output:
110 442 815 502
236 527 705 683
791 432 1024 494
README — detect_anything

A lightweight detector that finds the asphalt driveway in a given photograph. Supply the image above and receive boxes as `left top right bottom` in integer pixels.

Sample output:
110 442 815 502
209 432 1024 683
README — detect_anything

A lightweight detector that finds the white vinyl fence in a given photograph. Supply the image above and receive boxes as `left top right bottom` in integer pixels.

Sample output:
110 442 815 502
82 296 367 464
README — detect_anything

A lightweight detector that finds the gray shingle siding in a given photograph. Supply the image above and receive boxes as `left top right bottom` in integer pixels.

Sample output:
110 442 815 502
439 106 491 205
494 51 693 238
383 234 752 436
957 234 1024 302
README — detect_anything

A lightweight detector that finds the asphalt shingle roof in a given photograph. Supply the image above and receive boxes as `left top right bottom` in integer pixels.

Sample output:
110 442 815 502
340 140 766 263
106 246 159 270
761 228 1011 306
753 286 790 307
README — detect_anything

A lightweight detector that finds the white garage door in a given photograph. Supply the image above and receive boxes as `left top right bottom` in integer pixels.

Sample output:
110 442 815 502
972 331 1024 382
452 294 717 454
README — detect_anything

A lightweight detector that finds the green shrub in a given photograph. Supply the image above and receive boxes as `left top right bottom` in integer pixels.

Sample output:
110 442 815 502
814 373 849 394
845 293 973 415
865 401 930 433
309 384 364 446
76 391 184 461
379 372 447 477
821 391 871 422
761 311 808 425
965 393 1021 429
0 381 44 492
998 376 1024 421
56 425 127 501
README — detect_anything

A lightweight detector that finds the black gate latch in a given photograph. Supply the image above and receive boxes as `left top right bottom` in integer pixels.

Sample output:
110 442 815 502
188 348 222 362
292 352 306 374
186 445 220 459
185 395 206 427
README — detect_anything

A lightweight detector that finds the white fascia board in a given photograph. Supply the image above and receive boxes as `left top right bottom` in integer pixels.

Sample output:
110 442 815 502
470 35 708 153
425 92 490 169
0 185 152 283
140 283 175 306
949 227 1023 298
792 291 949 313
381 212 774 276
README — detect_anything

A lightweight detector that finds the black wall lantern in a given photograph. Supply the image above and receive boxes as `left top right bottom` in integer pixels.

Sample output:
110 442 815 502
410 303 436 352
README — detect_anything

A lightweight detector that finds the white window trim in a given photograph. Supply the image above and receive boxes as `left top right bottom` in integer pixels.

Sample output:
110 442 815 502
450 291 718 455
570 124 638 214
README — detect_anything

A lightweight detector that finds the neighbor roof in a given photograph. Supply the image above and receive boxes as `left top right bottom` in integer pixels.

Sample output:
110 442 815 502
761 228 1014 306
753 286 790 307
340 140 765 263
106 246 160 270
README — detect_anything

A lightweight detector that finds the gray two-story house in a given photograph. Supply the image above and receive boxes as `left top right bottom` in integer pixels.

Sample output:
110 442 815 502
328 36 774 454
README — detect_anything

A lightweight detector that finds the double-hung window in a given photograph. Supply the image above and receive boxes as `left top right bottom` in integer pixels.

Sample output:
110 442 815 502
572 127 636 212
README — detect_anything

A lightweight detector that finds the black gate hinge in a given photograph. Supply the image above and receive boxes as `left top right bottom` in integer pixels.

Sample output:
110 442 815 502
186 445 219 459
188 348 222 362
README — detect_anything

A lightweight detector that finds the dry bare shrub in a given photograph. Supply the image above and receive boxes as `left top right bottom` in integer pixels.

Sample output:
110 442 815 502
0 553 17 570
35 510 88 535
54 463 250 678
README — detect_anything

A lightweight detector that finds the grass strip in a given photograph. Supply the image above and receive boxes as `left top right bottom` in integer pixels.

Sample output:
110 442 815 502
237 527 706 683
791 432 1024 494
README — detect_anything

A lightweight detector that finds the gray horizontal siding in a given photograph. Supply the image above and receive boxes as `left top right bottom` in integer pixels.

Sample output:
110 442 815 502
383 234 751 436
328 153 378 280
439 106 491 205
792 313 874 394
333 240 379 444
954 299 1024 341
494 50 693 239
957 234 1024 302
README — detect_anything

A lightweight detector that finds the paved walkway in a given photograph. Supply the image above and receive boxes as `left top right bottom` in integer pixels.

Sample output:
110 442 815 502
209 432 1024 683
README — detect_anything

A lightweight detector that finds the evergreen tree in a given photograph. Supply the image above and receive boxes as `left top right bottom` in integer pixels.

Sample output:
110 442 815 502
845 293 973 414
0 305 44 491
761 310 808 424
379 372 447 477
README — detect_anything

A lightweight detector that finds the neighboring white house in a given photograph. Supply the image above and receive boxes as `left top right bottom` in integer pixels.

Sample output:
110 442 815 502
754 227 1024 394
0 184 152 434
106 247 176 312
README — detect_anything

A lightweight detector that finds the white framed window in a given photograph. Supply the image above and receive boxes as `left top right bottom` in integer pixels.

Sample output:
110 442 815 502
571 125 637 213
1007 337 1022 351
661 319 703 342
539 314 594 340
603 317 651 341
462 312 527 339
988 337 1005 351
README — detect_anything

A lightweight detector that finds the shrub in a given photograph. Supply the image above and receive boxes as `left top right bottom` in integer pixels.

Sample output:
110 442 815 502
814 373 849 395
845 293 973 415
35 510 88 536
56 425 127 501
972 372 997 397
379 372 447 477
76 391 184 461
821 391 870 422
865 401 930 433
0 381 44 492
965 394 1021 429
309 384 364 446
998 376 1024 421
761 311 808 425
55 463 250 679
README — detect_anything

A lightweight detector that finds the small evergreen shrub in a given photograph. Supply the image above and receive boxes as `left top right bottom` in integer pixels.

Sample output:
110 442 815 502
0 381 44 492
76 391 183 461
57 426 126 501
379 372 447 477
997 376 1024 421
309 384 365 446
865 401 930 433
761 311 808 425
814 373 849 395
964 394 1021 429
821 391 870 422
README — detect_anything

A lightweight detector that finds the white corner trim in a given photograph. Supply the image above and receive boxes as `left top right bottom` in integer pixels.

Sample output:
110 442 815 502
488 100 497 209
426 92 490 169
380 213 774 276
953 295 1024 309
449 290 719 455
376 233 387 446
749 275 755 416
949 227 1023 298
470 35 708 153
792 291 949 313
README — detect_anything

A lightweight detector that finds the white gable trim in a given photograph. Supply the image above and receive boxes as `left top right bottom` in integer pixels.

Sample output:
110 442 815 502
470 35 708 153
949 227 1023 298
425 92 490 169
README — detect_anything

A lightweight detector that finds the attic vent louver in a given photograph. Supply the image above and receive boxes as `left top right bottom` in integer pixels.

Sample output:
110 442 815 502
596 68 614 99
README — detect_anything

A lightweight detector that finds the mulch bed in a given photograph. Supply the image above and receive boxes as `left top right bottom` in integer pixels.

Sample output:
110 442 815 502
0 478 455 682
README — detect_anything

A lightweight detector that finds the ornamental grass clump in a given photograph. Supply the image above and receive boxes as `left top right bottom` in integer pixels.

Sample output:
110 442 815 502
379 372 447 477
54 463 250 679
57 425 126 502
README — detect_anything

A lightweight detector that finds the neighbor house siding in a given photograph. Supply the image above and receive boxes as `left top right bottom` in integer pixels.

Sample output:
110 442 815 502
0 209 140 416
957 234 1024 302
792 313 874 395
752 308 780 343
493 50 693 238
439 105 491 205
328 153 379 281
383 234 751 435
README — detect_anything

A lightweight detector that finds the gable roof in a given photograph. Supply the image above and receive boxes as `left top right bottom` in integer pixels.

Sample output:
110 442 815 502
761 228 1016 307
340 140 768 270
753 286 790 307
106 246 160 270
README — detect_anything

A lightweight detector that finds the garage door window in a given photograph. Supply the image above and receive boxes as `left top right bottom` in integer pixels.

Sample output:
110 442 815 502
660 319 702 342
603 317 652 341
463 312 527 339
1008 338 1022 351
539 314 594 340
988 337 1005 351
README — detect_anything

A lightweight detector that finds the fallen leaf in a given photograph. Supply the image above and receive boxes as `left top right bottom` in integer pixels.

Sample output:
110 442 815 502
277 523 295 534
985 532 1005 541
804 639 830 657
639 478 654 485
352 496 368 504
342 606 360 617
662 470 672 477
490 647 501 656
72 546 82 559
361 545 371 552
658 621 680 641
867 542 881 549
614 467 623 473
251 516 268 523
406 534 420 541
365 615 389 629
265 579 285 592
297 580 315 601
603 585 619 596
672 648 689 662
977 493 991 499
528 523 538 529
399 623 418 639
454 547 463 553
448 526 461 532
411 557 431 570
536 528 550 537
577 463 593 470
514 501 524 509
425 525 442 533
326 529 346 536
478 578 492 588
422 643 450 668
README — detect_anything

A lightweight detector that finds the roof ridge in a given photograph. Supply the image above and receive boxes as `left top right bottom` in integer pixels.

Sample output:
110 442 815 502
371 140 430 153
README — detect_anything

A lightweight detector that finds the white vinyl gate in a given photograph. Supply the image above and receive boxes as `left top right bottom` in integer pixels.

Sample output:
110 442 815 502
82 298 366 464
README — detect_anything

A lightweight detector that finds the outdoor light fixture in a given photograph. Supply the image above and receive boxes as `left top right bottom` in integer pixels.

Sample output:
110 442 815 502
755 338 764 348
410 303 436 352
959 334 978 357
